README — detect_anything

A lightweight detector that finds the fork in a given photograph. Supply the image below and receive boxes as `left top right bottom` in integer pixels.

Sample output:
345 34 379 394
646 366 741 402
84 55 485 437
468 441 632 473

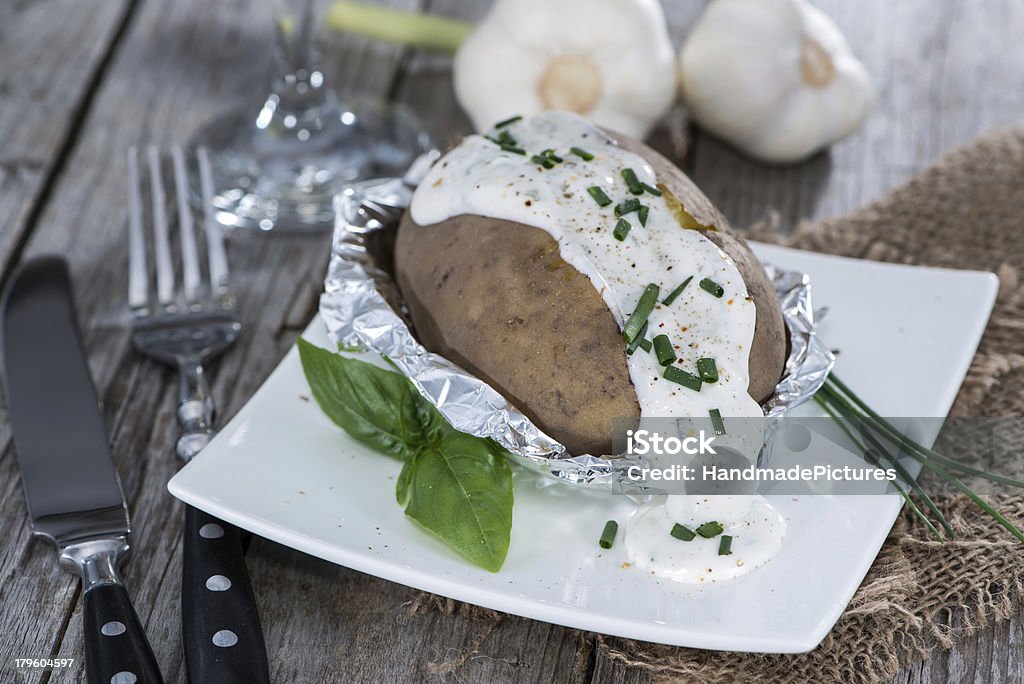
128 145 271 684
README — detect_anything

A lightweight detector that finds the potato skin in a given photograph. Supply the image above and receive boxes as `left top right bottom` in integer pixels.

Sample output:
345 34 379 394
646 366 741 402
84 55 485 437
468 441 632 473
395 214 639 456
395 132 786 455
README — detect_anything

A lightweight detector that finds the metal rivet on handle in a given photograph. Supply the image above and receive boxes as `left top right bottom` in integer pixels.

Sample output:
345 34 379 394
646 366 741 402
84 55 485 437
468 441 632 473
101 621 127 636
205 574 232 591
212 629 239 647
199 523 224 539
110 672 137 684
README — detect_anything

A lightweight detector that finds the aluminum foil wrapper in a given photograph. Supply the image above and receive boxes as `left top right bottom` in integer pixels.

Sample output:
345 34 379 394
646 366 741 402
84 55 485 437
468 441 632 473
320 169 836 489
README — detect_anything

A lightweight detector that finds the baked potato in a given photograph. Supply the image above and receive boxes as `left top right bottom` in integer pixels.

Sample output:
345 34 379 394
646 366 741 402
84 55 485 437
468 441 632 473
394 113 786 455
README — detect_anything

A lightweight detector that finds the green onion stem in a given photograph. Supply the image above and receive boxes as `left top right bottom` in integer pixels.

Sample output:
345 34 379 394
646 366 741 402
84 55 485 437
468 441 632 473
816 373 1024 543
615 198 641 217
709 408 726 436
587 186 613 208
613 218 632 242
718 535 733 555
664 366 702 392
822 380 1024 488
599 520 619 549
621 168 644 195
815 395 948 541
570 147 594 161
323 1 472 53
931 462 1024 542
848 411 955 537
696 357 719 383
699 278 724 298
670 523 696 541
662 276 693 306
652 334 676 366
622 284 659 343
495 115 523 128
626 321 649 355
696 521 723 538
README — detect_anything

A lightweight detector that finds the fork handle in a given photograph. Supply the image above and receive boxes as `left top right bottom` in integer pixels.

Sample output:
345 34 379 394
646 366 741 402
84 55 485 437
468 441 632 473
182 504 270 684
176 359 215 461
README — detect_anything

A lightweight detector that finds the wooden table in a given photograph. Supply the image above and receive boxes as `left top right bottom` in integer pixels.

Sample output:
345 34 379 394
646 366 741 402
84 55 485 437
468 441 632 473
2 1 1023 682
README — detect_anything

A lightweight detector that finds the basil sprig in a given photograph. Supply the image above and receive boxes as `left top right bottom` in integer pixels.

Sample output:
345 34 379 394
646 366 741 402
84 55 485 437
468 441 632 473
298 339 514 572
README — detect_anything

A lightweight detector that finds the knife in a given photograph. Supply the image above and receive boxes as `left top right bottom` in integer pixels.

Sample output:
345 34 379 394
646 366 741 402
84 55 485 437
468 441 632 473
2 257 163 684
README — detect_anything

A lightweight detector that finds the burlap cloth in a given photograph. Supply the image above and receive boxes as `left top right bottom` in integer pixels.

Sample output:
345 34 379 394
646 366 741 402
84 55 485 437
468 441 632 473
411 126 1024 682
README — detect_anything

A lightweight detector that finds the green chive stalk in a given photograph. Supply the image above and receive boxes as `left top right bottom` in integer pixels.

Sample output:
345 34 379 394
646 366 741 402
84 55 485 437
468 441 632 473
815 395 948 541
815 374 1024 542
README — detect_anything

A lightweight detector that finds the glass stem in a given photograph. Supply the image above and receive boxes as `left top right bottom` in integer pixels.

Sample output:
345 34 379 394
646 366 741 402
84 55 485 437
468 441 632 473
259 0 332 127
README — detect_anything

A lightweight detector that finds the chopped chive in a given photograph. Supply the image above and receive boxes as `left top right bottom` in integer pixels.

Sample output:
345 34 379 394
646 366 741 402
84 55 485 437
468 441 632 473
626 321 649 355
570 146 594 161
718 535 733 555
709 408 726 436
599 520 619 549
664 366 702 392
621 168 644 194
638 204 649 226
541 149 563 163
501 144 526 155
699 278 724 298
613 218 632 241
497 129 517 146
587 186 612 207
662 276 694 305
494 115 522 128
638 338 652 352
696 521 724 538
615 198 641 217
697 358 719 383
622 284 660 343
642 182 663 196
670 523 696 541
652 334 676 366
531 154 555 169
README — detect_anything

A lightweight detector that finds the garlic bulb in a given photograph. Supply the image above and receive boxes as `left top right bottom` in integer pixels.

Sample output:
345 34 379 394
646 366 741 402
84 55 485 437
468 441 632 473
679 0 873 163
453 0 677 140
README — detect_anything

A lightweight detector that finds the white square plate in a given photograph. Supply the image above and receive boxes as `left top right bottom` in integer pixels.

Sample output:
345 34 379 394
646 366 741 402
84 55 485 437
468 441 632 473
168 244 997 653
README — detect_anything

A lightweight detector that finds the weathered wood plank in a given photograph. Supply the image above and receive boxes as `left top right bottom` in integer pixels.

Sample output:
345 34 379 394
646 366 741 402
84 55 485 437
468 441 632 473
3 0 1024 682
0 0 133 282
0 2 134 682
0 0 309 680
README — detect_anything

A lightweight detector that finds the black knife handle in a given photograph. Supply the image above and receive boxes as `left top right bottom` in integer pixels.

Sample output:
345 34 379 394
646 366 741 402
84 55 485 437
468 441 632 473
83 583 164 684
182 504 270 684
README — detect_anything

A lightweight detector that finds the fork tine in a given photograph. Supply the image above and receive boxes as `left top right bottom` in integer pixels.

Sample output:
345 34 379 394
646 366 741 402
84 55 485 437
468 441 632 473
196 147 230 300
171 145 201 304
127 147 150 311
147 145 175 306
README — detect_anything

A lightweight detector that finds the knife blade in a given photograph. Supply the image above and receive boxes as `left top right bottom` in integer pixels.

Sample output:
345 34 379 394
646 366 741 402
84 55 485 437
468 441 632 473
2 257 163 684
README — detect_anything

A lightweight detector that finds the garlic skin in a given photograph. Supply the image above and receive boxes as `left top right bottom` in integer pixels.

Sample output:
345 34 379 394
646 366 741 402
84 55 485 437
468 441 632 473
679 0 874 163
453 0 677 140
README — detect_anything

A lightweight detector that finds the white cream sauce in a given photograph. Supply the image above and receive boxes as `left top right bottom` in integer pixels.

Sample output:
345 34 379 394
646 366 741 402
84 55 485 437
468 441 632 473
409 111 783 582
625 495 786 584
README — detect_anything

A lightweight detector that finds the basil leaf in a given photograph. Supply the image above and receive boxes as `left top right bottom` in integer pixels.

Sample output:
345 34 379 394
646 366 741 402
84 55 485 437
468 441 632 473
297 338 428 459
396 455 416 505
299 339 514 572
403 431 513 573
